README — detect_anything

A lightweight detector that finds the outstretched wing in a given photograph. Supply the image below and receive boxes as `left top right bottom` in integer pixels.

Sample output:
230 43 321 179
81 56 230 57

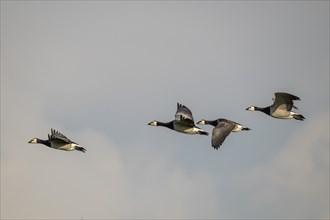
272 97 298 109
48 128 76 144
211 121 235 149
272 92 300 111
175 103 194 121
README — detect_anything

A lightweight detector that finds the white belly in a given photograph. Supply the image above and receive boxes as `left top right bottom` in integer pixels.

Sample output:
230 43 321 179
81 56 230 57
51 142 76 151
272 110 295 119
173 123 200 134
271 108 293 119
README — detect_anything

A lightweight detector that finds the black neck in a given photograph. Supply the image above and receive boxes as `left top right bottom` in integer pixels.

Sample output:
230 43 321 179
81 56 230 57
157 121 174 130
255 106 271 115
38 139 51 147
204 120 219 127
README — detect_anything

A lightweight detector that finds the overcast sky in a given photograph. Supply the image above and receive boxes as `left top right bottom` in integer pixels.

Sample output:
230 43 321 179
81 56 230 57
1 1 329 219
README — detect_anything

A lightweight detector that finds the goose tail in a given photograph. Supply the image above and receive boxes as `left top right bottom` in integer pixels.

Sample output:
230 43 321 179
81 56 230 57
242 126 251 131
293 114 305 121
198 130 209 136
75 146 87 153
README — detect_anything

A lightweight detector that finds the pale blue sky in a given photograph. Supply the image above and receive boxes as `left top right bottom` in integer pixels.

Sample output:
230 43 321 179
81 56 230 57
1 1 329 219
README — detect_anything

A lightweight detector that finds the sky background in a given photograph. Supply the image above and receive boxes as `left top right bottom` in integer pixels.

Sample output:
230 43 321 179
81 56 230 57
1 1 329 219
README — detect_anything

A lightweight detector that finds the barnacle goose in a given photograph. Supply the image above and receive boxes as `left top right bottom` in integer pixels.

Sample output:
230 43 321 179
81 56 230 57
246 92 305 120
197 118 250 149
28 128 86 153
148 103 208 135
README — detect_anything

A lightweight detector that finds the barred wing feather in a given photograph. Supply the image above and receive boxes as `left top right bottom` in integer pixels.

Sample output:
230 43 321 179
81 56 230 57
49 128 76 144
175 103 195 122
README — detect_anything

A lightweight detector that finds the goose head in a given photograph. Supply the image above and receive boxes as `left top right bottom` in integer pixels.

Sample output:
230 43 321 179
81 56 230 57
196 120 206 125
28 138 39 144
148 120 158 126
245 106 256 111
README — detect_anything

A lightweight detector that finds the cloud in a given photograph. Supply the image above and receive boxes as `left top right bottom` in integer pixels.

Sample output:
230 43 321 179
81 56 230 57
1 2 329 219
1 111 220 219
235 111 329 219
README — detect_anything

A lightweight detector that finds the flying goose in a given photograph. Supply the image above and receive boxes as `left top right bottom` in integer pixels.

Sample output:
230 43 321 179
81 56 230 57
197 118 250 149
148 103 208 135
246 92 305 120
28 128 86 153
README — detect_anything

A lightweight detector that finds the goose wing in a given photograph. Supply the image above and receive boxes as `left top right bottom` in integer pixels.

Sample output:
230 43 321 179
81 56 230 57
272 97 298 109
272 92 300 111
211 120 235 149
175 103 195 126
48 128 76 144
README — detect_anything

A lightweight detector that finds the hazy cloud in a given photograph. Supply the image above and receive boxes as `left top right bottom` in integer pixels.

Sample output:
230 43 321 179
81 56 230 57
1 1 329 219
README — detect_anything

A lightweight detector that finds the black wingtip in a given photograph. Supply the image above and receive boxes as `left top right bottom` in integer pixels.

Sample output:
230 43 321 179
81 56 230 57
177 102 188 109
51 128 56 135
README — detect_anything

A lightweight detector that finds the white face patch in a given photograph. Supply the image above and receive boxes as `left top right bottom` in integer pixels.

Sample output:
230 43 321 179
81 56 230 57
247 106 255 111
197 120 205 125
149 121 158 126
29 138 38 144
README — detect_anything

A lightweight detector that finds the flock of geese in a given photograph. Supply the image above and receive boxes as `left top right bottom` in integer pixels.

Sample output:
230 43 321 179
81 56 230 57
29 92 305 152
